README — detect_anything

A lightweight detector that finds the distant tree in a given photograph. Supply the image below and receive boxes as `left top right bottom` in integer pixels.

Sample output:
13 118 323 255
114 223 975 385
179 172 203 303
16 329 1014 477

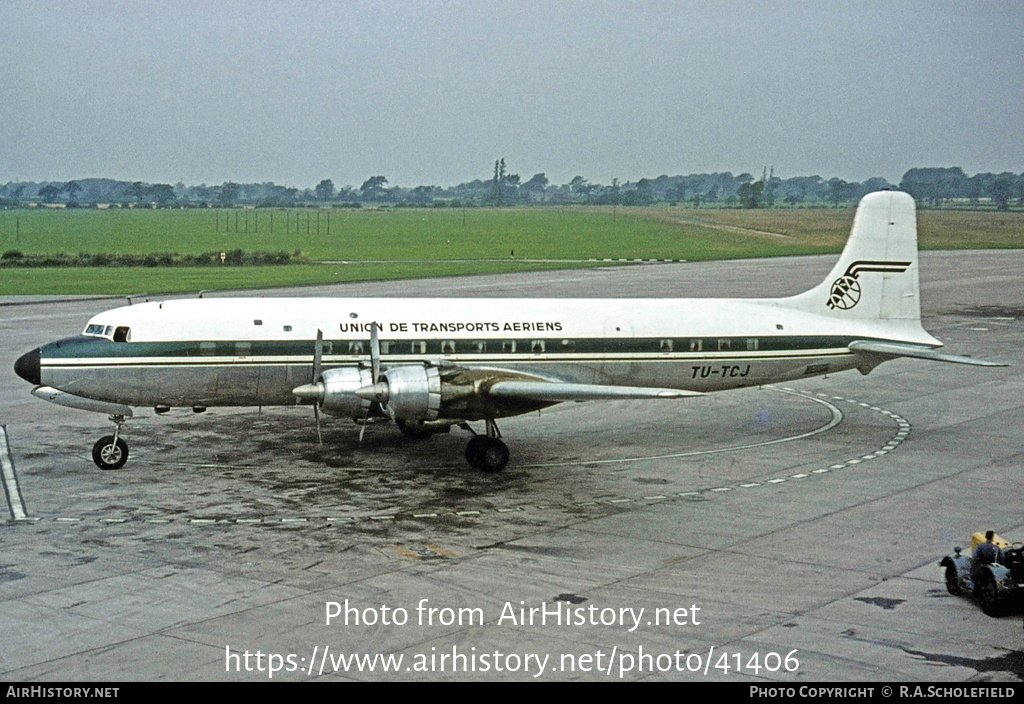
635 178 654 205
408 185 438 203
827 179 854 205
569 175 588 193
490 159 506 204
149 183 176 205
126 181 147 203
597 178 621 205
38 184 60 203
989 175 1013 211
315 179 335 202
360 176 388 200
899 167 967 205
60 180 82 202
738 180 763 208
216 182 239 207
487 159 522 204
666 183 686 202
521 173 549 196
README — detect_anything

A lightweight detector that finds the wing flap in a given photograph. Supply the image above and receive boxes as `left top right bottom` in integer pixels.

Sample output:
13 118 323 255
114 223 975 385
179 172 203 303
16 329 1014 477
487 380 703 402
849 340 1007 367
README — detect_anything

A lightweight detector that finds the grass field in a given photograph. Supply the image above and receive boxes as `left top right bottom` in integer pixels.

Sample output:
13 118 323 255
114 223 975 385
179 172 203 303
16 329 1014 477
0 205 1021 295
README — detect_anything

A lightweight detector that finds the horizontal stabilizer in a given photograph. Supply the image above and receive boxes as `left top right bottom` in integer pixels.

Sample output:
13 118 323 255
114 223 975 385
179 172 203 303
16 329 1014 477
849 340 1007 367
487 380 704 402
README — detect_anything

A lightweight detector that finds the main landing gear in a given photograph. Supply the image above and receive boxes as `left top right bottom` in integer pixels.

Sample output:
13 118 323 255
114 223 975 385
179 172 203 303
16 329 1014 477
463 419 509 473
92 414 129 470
84 411 512 473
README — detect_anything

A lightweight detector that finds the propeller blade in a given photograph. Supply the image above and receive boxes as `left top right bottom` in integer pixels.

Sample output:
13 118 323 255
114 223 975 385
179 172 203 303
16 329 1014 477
312 329 324 383
358 321 383 443
370 321 381 382
312 329 324 445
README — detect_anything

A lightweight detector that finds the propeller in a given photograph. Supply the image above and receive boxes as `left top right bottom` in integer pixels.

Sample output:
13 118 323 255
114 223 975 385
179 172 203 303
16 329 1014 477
358 321 383 442
312 329 324 444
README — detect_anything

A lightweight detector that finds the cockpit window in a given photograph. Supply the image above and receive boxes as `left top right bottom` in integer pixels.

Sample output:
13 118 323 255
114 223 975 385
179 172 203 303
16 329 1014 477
83 324 129 341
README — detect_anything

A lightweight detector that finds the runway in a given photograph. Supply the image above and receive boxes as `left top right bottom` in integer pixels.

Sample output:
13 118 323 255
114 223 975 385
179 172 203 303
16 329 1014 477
1 250 1022 681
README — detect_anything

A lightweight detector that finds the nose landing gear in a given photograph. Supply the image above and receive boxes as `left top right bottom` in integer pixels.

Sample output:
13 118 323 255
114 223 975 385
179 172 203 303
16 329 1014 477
92 414 129 470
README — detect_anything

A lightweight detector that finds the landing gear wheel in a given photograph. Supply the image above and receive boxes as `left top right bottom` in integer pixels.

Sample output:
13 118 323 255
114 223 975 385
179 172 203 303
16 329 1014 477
92 435 129 470
465 435 488 468
465 436 508 472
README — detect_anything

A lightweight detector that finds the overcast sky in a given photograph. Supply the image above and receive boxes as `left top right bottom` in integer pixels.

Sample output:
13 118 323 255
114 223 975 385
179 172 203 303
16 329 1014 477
2 0 1022 188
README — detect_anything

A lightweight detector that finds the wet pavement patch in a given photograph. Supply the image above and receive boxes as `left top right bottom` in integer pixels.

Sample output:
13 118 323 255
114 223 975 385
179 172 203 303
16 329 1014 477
854 597 906 610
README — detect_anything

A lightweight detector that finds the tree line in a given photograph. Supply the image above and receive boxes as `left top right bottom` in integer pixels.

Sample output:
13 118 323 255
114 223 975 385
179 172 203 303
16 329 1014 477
2 165 1021 210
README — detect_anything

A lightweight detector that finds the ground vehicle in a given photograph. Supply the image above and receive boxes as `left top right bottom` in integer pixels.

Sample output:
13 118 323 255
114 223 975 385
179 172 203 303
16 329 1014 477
940 532 1024 616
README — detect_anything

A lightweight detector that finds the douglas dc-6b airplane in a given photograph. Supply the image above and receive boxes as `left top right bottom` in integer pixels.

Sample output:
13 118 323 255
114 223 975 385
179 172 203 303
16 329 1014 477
14 191 1004 472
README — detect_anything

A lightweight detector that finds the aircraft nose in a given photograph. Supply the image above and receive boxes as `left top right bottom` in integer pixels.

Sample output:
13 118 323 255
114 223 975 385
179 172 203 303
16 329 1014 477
14 348 41 385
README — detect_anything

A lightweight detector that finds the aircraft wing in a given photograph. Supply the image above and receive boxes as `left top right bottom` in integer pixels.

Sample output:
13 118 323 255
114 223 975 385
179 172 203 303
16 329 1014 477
486 380 704 402
849 340 1007 367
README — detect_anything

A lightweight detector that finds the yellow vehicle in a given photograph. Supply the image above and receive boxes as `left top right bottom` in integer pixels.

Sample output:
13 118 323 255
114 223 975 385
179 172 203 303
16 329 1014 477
940 532 1022 617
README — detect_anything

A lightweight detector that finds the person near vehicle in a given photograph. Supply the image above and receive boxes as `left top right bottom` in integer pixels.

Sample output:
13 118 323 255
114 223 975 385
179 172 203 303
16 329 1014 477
974 530 1002 566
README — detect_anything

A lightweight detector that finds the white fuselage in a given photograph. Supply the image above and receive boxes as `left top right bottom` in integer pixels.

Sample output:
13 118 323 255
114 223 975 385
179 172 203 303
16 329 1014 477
37 295 911 409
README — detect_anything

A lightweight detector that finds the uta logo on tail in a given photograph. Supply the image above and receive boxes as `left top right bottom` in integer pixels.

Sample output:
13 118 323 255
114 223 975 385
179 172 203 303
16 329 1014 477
827 260 911 310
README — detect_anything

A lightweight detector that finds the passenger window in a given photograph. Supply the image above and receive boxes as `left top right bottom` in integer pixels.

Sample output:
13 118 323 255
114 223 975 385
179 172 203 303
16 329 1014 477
411 341 426 354
660 339 673 352
441 340 456 354
348 341 364 354
235 342 251 356
113 326 131 342
746 338 759 351
717 338 731 351
502 340 516 353
471 341 487 353
531 340 545 354
689 339 703 352
200 342 217 356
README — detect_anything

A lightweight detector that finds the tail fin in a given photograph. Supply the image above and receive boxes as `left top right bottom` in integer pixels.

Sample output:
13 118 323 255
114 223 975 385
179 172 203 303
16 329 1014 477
785 191 933 340
784 190 1006 366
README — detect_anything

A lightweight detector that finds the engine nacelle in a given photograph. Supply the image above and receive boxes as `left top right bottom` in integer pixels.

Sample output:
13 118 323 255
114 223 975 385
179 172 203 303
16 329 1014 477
380 365 441 421
318 367 373 417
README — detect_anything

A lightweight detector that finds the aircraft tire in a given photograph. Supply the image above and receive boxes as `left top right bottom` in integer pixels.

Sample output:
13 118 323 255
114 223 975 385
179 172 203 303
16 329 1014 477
92 435 129 470
476 437 509 473
465 435 488 469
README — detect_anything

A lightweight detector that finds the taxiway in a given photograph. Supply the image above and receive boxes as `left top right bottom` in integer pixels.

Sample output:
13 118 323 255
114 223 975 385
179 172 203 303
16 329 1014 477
1 250 1022 681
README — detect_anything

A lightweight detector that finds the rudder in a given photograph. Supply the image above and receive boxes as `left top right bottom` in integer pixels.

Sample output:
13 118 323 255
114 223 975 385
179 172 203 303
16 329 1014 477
785 190 922 324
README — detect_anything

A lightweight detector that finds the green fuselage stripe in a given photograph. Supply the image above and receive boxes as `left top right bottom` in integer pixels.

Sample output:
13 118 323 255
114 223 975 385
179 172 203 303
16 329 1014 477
45 334 867 362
